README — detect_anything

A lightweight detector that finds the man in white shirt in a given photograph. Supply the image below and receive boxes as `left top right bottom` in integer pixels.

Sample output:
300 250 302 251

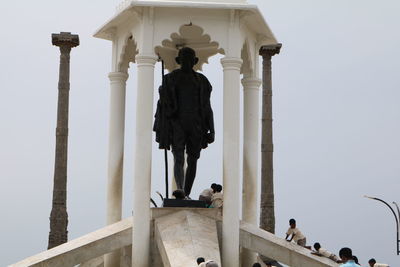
199 183 217 206
285 218 306 247
368 258 389 267
312 242 340 263
197 257 205 266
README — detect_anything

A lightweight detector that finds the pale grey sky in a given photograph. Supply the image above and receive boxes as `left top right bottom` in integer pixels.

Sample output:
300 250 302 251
1 0 399 266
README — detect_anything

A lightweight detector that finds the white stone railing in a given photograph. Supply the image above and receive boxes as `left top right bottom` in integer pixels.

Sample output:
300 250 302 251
240 221 340 267
9 218 132 267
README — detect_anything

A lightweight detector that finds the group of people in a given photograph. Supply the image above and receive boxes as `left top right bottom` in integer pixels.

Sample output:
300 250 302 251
173 190 388 266
198 183 223 208
171 183 223 208
283 218 389 266
202 250 388 267
195 218 388 267
337 248 389 267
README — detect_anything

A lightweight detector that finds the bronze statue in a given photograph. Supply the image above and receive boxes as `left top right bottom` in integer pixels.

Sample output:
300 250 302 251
154 47 215 197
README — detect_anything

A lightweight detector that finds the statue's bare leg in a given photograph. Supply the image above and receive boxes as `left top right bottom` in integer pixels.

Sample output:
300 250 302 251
184 154 198 196
173 149 185 190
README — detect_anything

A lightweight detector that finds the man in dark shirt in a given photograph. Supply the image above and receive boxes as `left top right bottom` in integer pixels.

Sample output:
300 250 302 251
154 47 215 197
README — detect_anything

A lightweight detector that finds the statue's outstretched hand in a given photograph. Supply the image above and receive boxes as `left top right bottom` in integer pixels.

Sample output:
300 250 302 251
206 132 215 144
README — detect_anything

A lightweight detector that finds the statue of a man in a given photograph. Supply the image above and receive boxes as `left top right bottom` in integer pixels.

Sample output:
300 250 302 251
153 47 215 197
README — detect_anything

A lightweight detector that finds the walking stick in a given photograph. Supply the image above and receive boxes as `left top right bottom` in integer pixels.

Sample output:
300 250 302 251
161 59 169 199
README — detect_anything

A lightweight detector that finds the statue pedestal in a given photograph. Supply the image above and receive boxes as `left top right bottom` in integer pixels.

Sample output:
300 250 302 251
163 199 207 208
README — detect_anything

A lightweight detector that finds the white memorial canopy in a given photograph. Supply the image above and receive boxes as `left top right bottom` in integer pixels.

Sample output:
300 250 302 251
94 1 279 266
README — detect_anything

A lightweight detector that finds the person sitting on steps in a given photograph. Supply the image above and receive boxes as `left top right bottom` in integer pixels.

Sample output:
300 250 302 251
172 189 185 200
199 183 217 206
210 184 223 208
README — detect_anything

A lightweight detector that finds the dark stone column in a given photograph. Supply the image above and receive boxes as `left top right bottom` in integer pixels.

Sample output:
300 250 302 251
48 32 79 249
259 44 281 235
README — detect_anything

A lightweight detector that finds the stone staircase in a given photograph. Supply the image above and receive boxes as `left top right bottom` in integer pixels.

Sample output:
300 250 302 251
10 208 339 267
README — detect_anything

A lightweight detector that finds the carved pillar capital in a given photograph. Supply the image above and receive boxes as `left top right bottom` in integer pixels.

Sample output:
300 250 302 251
108 71 129 83
135 54 158 66
52 32 80 48
241 77 262 91
259 43 282 58
221 57 243 71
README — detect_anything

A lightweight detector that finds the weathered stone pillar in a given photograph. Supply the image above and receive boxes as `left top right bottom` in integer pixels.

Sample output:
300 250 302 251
221 56 242 267
259 44 281 236
48 32 79 249
241 76 262 267
104 71 128 267
132 54 158 267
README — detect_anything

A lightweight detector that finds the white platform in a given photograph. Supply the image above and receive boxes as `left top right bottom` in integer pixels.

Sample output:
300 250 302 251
11 209 339 267
155 210 221 267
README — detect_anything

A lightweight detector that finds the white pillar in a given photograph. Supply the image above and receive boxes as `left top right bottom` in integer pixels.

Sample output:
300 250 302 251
241 77 262 267
106 71 128 224
132 54 157 267
221 57 242 267
105 71 128 267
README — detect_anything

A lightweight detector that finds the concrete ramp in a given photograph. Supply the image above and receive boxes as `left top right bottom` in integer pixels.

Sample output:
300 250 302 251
240 221 339 267
155 210 221 267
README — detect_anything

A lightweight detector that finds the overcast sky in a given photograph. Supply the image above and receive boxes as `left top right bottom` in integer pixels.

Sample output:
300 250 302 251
1 0 399 266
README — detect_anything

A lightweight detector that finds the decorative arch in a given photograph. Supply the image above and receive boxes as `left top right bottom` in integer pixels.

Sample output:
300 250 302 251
241 40 252 75
155 24 224 72
241 36 258 76
118 35 138 73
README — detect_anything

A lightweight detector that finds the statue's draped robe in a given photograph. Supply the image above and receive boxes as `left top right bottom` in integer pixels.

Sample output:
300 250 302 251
153 69 214 150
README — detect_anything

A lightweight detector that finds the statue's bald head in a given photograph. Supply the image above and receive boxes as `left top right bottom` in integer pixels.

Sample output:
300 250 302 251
178 47 196 58
176 47 198 71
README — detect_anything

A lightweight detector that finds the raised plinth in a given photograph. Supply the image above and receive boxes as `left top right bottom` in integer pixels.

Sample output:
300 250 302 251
155 210 221 267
